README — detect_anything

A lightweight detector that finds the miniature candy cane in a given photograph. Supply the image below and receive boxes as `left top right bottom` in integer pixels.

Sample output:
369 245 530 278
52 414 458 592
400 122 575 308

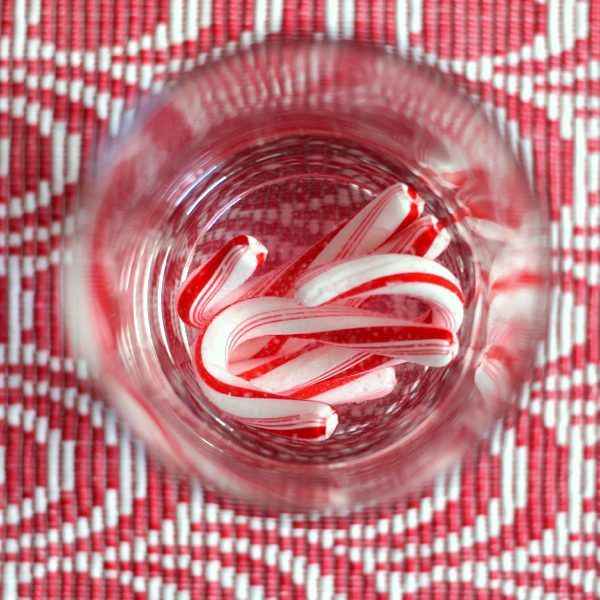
374 214 451 259
233 347 398 404
309 183 424 266
193 352 339 440
202 295 456 367
234 215 452 388
194 302 342 441
244 215 450 368
177 235 267 328
194 297 455 437
234 183 425 361
310 367 397 405
248 182 424 300
295 254 465 333
199 297 457 396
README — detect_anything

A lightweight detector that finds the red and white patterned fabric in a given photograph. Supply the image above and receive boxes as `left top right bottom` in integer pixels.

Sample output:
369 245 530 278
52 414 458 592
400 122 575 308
1 1 599 598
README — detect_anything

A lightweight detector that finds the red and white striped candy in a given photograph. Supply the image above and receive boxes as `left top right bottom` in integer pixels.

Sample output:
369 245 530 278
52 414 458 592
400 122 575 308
309 183 424 266
176 235 267 328
310 367 397 405
193 337 338 441
229 338 311 373
201 296 457 378
232 212 452 391
248 182 424 300
178 184 465 440
375 214 451 259
194 363 339 440
194 296 455 436
232 183 425 363
237 346 372 392
294 254 465 333
230 209 453 401
231 345 398 404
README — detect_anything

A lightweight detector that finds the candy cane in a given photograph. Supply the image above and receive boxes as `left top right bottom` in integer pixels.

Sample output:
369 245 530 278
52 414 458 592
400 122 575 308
193 344 338 441
235 215 451 389
233 347 398 404
194 297 455 437
310 367 397 405
309 183 424 266
231 184 424 363
199 297 456 392
177 235 267 328
374 214 451 259
248 182 424 300
294 254 464 333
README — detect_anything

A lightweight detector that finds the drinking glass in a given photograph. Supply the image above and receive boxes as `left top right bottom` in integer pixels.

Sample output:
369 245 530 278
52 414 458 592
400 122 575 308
66 42 548 510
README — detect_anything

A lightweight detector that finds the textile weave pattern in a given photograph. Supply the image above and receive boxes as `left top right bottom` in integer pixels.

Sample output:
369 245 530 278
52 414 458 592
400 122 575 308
1 1 599 598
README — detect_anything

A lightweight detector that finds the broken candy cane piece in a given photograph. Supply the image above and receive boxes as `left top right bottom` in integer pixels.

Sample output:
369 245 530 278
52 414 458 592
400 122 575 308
375 214 451 260
295 254 465 333
176 235 267 328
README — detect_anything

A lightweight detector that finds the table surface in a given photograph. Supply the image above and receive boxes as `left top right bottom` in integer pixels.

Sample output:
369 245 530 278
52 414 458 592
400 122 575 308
1 1 599 598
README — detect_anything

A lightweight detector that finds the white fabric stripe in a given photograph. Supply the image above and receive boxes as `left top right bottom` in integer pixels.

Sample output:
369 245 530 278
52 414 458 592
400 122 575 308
325 0 340 39
269 0 284 33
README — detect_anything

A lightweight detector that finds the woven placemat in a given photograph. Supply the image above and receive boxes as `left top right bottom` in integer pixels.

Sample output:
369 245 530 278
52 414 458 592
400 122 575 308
1 1 599 597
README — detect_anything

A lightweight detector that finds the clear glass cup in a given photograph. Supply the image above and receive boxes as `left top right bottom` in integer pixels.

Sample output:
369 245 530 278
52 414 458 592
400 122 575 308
66 42 549 510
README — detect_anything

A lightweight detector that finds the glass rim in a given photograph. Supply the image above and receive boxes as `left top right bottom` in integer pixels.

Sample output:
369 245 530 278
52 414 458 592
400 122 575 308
68 40 551 509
